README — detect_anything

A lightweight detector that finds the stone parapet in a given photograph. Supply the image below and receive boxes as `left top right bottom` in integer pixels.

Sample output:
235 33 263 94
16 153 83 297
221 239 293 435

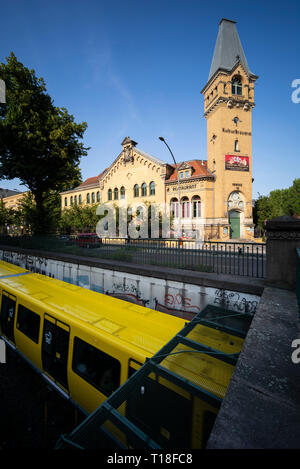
266 215 300 290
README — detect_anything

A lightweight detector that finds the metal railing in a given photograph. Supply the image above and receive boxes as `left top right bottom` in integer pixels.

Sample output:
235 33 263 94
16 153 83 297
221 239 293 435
0 235 266 278
100 238 266 278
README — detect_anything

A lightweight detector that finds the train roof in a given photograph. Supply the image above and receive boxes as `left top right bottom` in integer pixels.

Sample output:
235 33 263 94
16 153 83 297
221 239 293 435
0 269 186 357
0 259 28 277
0 261 241 400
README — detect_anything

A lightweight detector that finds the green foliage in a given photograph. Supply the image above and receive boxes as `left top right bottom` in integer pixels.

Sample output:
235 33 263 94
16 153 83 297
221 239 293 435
0 52 88 233
0 198 10 233
59 204 100 234
255 178 300 229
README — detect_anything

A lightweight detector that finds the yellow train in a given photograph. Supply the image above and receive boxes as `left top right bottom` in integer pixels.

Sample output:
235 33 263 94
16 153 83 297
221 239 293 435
0 259 245 448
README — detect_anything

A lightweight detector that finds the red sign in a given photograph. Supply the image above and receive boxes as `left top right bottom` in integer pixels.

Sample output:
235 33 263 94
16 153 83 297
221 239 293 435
225 155 249 171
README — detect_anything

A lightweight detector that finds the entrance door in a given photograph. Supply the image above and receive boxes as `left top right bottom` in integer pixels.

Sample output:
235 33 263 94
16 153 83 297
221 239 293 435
0 292 16 344
42 314 70 390
229 210 240 239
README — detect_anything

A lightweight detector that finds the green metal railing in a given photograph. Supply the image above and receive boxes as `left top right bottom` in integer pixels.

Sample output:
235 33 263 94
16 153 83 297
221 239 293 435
0 235 266 278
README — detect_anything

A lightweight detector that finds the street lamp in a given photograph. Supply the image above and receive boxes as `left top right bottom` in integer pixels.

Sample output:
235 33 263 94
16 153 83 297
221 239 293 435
158 137 181 239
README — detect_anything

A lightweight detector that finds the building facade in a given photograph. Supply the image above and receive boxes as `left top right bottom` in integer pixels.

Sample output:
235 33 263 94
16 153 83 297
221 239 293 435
1 190 29 210
60 18 258 241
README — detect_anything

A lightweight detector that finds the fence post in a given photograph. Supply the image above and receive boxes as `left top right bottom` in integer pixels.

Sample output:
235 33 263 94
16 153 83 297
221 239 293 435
265 215 300 290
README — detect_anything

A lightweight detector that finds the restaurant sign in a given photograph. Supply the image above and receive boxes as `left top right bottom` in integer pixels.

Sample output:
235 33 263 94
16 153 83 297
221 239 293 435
225 155 249 171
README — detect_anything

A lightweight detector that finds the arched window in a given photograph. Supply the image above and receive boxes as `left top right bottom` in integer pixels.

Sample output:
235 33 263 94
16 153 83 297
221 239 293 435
108 189 112 201
170 198 179 218
74 195 77 205
86 193 90 204
149 181 155 195
141 183 147 197
96 191 100 202
114 188 118 200
192 196 201 218
234 139 239 152
120 187 125 199
134 184 139 197
79 194 82 205
70 196 73 206
64 197 68 207
232 75 242 96
181 197 190 218
92 192 95 203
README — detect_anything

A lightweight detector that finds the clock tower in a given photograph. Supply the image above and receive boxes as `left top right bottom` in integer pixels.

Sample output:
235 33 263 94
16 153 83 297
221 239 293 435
201 18 258 239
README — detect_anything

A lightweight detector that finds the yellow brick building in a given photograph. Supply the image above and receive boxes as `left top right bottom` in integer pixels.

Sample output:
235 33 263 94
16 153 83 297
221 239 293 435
1 191 29 210
60 18 257 241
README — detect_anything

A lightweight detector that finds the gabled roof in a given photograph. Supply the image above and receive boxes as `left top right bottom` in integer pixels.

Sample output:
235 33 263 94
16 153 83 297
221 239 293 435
208 18 257 83
76 169 108 189
134 147 166 166
166 160 214 182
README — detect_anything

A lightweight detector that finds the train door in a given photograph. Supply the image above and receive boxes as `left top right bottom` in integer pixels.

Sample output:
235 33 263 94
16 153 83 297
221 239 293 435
42 314 70 391
126 367 192 448
0 291 17 344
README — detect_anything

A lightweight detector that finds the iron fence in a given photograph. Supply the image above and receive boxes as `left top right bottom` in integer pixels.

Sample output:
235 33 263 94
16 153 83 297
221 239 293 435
0 235 266 278
100 238 266 278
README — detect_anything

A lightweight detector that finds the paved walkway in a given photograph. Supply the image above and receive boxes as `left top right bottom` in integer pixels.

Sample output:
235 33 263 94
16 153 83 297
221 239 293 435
207 287 300 449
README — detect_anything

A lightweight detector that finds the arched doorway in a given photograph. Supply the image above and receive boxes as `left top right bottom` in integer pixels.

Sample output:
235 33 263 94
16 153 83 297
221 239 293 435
229 210 240 239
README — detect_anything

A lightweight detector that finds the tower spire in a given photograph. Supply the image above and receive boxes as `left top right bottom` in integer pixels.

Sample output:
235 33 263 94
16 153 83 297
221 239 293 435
208 18 256 82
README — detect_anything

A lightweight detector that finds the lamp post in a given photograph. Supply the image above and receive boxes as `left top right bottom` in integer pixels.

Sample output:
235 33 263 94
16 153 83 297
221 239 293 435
158 137 181 239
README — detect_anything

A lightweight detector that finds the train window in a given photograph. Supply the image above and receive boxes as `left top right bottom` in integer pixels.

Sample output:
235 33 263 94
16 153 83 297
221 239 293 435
72 337 121 396
17 305 40 344
0 292 16 343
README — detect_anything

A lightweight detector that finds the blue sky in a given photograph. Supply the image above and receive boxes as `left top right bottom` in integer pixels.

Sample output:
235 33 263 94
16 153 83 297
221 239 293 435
0 0 299 198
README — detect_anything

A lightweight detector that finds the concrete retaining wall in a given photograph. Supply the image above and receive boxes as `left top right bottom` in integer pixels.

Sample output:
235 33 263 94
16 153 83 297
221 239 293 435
0 247 261 320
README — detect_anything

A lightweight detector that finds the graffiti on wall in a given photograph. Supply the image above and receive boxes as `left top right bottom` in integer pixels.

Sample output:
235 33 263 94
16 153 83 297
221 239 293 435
214 289 258 314
105 281 149 307
0 249 260 318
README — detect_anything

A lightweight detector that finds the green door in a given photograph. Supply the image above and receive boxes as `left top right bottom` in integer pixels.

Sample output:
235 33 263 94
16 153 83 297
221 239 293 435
229 211 240 239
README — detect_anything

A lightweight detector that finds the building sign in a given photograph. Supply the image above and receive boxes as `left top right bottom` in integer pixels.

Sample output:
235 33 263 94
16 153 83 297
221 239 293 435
225 155 249 172
222 128 252 136
172 184 197 192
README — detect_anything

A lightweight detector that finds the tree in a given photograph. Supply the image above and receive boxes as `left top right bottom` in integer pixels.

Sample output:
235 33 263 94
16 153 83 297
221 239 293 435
254 178 300 230
0 198 10 233
59 204 100 234
0 52 88 233
284 179 300 216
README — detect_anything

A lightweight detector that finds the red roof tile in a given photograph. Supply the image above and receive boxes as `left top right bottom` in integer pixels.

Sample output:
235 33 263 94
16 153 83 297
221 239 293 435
166 160 213 181
77 168 108 188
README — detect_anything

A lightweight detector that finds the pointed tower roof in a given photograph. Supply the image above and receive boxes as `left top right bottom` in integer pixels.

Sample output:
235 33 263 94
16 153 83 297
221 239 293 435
208 18 256 82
